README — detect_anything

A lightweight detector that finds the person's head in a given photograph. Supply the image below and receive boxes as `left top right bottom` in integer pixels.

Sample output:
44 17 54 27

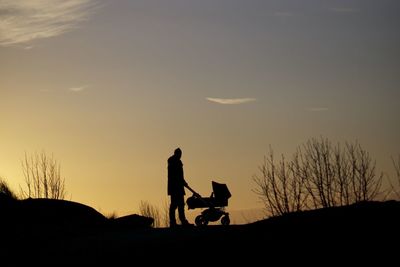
174 147 182 159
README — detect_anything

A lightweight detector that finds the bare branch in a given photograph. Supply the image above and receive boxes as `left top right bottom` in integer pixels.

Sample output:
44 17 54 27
20 151 67 199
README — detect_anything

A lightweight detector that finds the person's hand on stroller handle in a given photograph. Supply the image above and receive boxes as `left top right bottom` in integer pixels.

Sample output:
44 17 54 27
193 192 201 198
185 183 201 198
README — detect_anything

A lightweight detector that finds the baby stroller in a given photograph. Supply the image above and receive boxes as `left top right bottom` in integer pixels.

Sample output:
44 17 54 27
186 181 232 226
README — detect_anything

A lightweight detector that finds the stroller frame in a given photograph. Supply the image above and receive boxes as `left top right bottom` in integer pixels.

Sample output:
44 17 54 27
186 181 231 226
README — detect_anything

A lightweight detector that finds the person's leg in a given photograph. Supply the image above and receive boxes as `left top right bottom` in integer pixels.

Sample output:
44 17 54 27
169 195 178 227
177 195 189 225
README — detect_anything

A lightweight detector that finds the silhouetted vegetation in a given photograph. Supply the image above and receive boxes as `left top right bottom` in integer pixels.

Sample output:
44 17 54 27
105 211 118 220
139 200 161 228
0 177 18 200
20 151 66 199
253 137 384 216
162 199 170 228
252 148 307 216
390 155 400 199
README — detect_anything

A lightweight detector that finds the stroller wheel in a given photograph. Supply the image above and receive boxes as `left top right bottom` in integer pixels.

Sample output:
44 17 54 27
195 215 208 226
221 215 230 226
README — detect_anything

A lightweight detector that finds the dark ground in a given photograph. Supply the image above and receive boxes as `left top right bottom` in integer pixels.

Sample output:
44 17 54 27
1 199 399 266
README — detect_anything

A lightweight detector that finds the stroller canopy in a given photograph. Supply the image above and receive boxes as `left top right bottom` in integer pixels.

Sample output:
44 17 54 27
212 181 231 202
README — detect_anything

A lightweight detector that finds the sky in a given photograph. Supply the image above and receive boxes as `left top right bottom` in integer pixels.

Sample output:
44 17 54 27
1 0 399 224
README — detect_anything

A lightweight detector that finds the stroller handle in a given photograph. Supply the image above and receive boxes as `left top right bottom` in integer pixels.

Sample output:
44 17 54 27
185 184 201 197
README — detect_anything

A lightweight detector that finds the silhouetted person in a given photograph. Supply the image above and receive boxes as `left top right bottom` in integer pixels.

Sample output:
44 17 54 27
168 147 191 227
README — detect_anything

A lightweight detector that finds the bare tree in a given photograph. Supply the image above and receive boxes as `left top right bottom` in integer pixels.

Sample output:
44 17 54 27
301 138 337 208
139 200 161 228
345 142 383 203
20 151 66 199
253 147 308 217
297 138 383 208
333 143 351 206
254 138 384 217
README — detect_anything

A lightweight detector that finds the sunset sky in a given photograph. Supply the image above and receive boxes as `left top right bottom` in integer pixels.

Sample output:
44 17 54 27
1 0 399 223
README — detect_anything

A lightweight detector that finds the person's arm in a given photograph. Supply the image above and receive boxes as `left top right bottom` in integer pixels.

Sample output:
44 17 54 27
185 183 201 197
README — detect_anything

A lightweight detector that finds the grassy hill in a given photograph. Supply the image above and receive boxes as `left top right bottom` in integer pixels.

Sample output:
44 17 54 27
1 197 399 265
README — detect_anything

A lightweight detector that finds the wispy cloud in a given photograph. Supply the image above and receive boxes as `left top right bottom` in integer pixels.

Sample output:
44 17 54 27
0 0 98 46
330 7 359 13
307 107 329 112
69 85 89 92
206 97 256 105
